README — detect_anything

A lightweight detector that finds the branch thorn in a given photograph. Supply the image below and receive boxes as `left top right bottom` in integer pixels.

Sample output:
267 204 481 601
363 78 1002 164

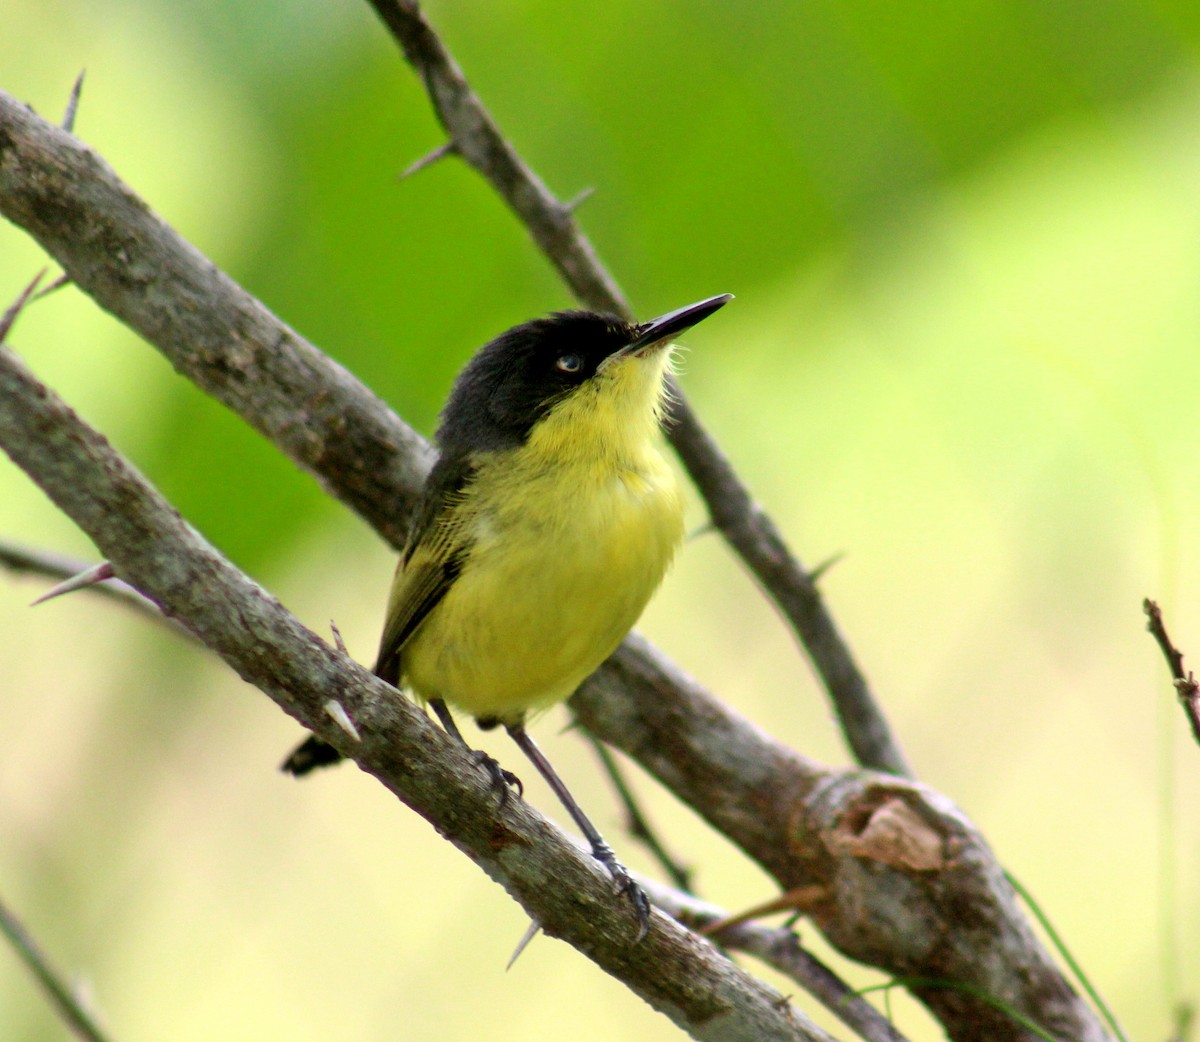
329 619 348 654
505 918 542 970
323 699 361 743
30 561 116 606
33 273 73 301
398 140 458 181
698 884 827 937
808 552 846 584
563 185 596 213
62 70 86 134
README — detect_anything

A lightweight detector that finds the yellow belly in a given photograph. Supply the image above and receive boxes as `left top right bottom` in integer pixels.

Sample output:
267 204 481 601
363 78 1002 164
402 453 683 723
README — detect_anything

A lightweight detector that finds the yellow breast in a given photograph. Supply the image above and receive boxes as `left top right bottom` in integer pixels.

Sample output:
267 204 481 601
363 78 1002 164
402 445 684 723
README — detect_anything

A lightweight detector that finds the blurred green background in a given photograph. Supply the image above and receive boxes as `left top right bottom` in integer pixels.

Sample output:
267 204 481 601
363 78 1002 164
3 1 1200 1039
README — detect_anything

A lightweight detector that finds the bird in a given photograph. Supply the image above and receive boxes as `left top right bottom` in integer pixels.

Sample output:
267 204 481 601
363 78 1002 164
283 293 733 935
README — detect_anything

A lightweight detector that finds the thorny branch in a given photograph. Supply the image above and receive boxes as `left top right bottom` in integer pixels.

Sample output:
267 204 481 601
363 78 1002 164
0 32 1115 1041
0 94 431 552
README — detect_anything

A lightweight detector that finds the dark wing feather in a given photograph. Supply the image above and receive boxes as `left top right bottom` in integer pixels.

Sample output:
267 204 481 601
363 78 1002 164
372 455 476 685
281 455 476 777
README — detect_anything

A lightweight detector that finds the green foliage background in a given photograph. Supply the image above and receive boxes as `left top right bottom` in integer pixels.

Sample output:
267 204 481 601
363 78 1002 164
3 1 1200 1039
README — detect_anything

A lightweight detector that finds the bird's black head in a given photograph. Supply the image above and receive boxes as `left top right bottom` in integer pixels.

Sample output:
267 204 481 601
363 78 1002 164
437 311 632 455
436 295 732 456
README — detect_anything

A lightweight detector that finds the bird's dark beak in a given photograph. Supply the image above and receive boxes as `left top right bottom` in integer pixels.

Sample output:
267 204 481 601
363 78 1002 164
626 293 734 354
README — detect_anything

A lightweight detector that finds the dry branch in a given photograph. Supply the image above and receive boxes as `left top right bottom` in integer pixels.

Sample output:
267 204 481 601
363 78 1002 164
574 636 1111 1042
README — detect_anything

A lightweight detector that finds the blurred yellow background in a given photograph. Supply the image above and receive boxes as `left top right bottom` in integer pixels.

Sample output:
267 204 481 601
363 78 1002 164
3 1 1199 1039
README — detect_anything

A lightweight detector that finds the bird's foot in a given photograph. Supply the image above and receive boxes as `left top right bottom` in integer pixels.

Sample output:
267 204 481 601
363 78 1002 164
470 749 523 806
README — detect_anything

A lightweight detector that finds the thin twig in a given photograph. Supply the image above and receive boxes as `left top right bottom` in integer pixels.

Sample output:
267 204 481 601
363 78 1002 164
0 893 115 1042
363 0 909 777
0 269 46 344
1144 599 1200 748
644 880 911 1042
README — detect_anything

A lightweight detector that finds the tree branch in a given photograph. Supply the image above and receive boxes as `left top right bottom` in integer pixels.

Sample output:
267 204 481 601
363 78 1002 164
0 338 837 1042
362 0 909 777
364 0 628 314
573 636 1114 1042
0 90 430 552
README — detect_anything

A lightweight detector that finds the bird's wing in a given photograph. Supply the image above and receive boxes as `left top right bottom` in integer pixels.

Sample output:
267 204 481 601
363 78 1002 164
372 456 476 685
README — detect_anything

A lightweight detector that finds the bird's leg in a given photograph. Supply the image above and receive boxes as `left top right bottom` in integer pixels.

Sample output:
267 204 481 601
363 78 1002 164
504 722 651 941
429 698 522 802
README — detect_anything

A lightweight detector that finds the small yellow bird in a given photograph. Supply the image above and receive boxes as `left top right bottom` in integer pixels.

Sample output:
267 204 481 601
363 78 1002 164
284 293 732 932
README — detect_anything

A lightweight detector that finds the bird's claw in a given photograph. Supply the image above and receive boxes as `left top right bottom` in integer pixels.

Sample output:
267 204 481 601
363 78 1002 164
614 871 651 943
471 750 523 806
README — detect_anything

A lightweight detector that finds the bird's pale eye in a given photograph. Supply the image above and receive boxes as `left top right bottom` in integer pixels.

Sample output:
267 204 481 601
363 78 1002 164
555 354 584 374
